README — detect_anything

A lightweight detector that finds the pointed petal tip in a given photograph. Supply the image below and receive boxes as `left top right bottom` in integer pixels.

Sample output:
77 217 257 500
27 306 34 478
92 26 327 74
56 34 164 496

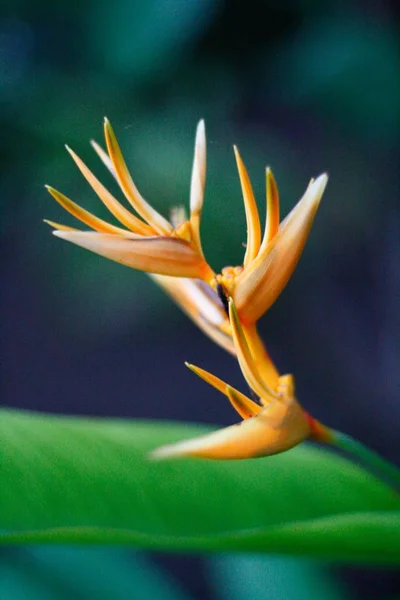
65 144 78 160
45 184 62 196
43 219 58 228
52 230 67 238
196 119 205 133
148 445 183 461
45 184 58 197
185 362 201 377
90 139 105 153
44 219 79 233
306 173 328 208
311 173 328 195
185 361 197 374
194 118 206 149
315 172 328 186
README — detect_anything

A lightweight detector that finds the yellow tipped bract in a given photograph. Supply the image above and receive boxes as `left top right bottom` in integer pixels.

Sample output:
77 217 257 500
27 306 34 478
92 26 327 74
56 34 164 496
46 119 215 284
150 393 310 461
151 299 330 461
234 174 328 324
53 231 212 279
103 118 173 235
233 146 261 268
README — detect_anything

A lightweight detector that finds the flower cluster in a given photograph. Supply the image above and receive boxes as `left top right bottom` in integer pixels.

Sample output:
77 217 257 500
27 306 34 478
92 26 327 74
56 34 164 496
46 119 332 459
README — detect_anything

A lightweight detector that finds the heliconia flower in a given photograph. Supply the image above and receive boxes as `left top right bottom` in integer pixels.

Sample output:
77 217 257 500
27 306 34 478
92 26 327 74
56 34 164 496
45 119 215 282
46 118 327 327
151 299 332 460
212 154 328 325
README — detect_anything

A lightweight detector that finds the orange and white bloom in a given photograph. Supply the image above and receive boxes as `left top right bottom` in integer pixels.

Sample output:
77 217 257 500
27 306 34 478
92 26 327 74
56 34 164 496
45 121 400 482
46 119 327 331
213 153 327 325
151 299 332 460
45 119 214 282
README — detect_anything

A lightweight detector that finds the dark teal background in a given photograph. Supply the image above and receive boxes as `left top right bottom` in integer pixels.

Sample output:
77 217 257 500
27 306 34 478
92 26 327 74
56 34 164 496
2 1 399 598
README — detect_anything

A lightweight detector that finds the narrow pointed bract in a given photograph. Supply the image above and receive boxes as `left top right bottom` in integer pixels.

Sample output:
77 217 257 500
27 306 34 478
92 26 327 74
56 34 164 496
233 146 261 268
103 118 173 236
190 120 206 217
43 219 77 232
185 362 259 418
189 120 206 258
262 167 280 249
65 145 153 235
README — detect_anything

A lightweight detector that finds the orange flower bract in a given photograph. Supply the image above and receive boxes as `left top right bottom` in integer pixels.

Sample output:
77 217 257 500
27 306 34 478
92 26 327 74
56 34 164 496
46 119 327 330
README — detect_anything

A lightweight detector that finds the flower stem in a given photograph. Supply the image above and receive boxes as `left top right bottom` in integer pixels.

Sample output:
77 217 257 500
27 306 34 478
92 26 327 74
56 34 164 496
330 430 400 489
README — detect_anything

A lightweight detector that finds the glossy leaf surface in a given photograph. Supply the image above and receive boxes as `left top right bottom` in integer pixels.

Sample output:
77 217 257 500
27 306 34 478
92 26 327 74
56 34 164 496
0 410 399 563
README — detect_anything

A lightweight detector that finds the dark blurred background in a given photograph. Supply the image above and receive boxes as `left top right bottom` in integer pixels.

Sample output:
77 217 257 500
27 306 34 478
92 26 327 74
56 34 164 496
1 0 400 598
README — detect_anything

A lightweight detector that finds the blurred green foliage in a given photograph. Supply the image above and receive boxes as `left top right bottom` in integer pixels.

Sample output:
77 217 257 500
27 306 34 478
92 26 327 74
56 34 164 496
0 547 352 600
0 547 191 600
209 554 350 600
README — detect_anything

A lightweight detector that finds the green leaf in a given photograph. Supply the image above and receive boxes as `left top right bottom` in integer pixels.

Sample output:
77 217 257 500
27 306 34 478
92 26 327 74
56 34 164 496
0 547 191 600
0 410 399 563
